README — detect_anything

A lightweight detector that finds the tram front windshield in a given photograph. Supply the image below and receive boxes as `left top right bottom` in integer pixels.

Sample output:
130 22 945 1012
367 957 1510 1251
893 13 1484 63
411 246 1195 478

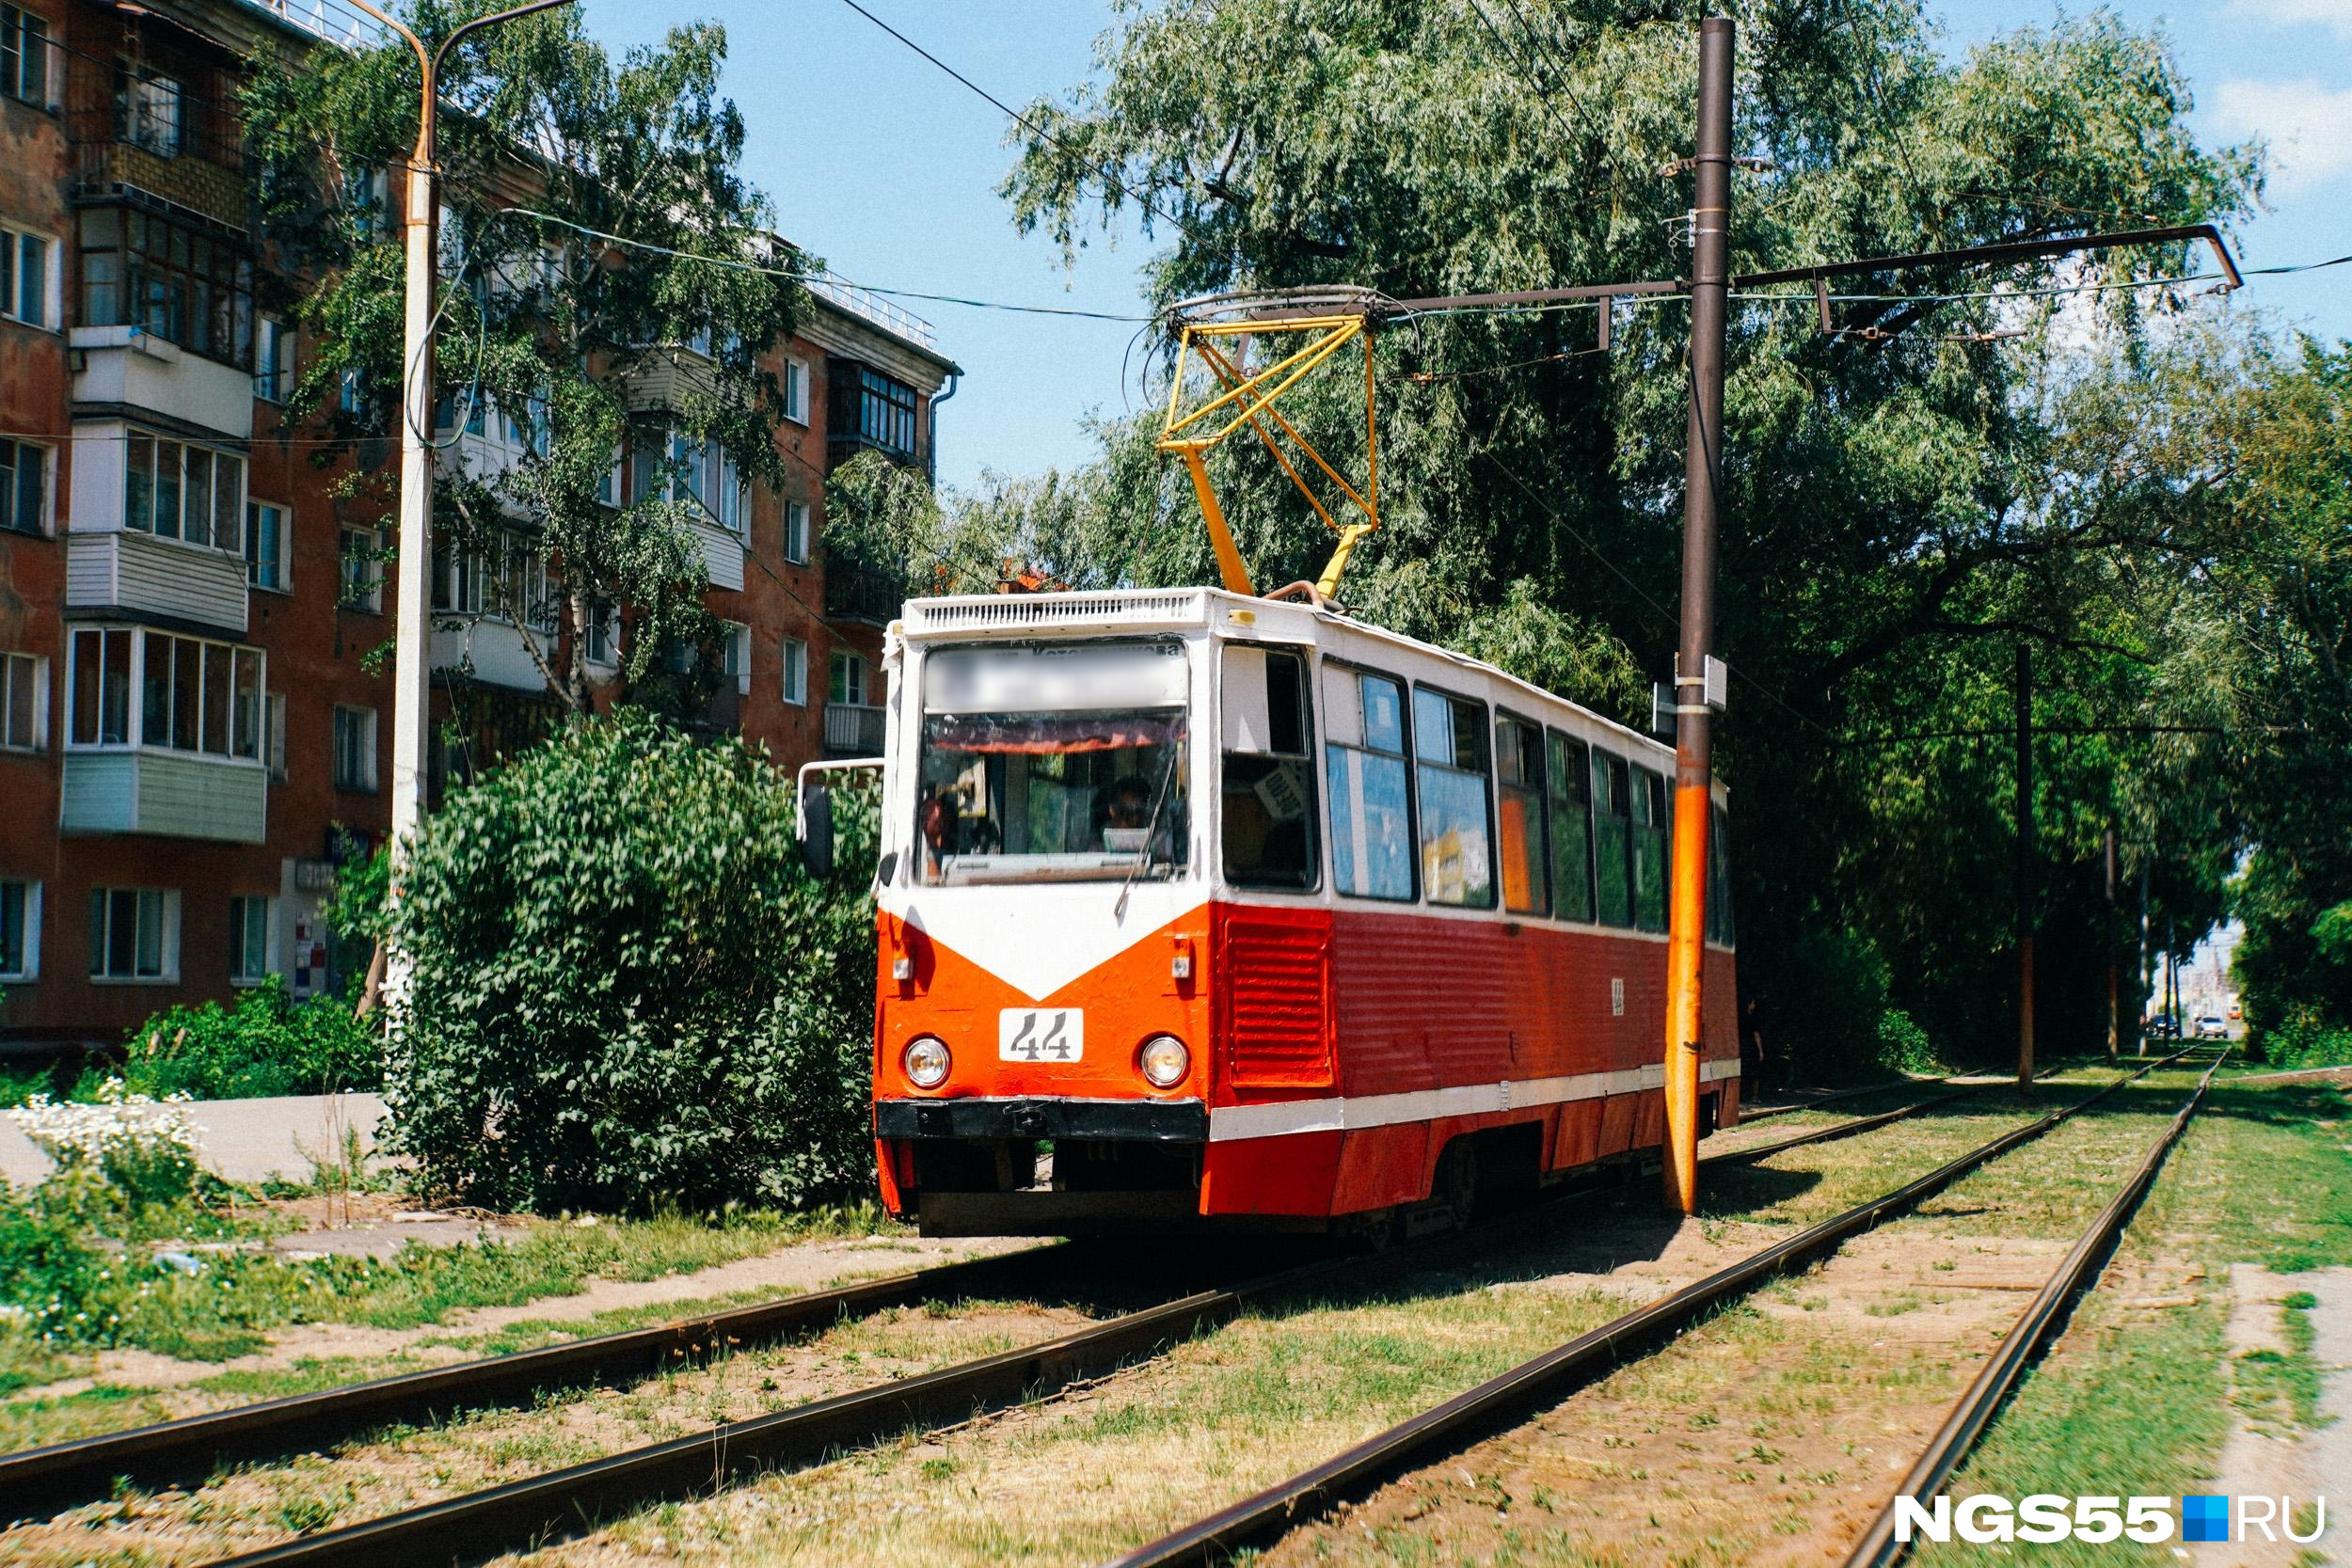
917 641 1190 885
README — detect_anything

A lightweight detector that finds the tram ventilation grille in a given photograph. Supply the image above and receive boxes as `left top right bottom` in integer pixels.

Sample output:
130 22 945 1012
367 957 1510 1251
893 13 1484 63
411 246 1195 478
903 592 1202 632
1220 913 1333 1089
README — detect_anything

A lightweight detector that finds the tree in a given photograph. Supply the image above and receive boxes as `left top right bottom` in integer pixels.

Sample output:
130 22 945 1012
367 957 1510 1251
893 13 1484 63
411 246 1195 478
983 0 2270 1067
242 3 803 713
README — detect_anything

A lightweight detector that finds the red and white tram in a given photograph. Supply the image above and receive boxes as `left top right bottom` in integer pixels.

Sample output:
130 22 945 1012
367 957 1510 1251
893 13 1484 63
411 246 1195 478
863 586 1740 1234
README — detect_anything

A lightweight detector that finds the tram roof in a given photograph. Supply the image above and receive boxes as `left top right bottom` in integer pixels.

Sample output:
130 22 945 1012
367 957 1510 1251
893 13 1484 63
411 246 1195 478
897 588 1686 775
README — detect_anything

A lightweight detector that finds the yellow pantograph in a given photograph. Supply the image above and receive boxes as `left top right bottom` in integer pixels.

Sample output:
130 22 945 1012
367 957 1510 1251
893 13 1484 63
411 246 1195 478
1155 312 1378 601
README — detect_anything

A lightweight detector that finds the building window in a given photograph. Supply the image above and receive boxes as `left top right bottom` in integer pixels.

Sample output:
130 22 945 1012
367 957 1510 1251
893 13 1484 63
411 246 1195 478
781 637 807 705
595 446 623 508
88 886 176 982
433 535 551 630
333 705 377 792
121 69 183 156
340 527 382 611
246 500 289 591
123 431 246 552
265 691 286 782
1 651 46 752
2 5 52 107
0 879 37 981
229 895 272 984
783 356 809 424
785 499 810 564
829 649 868 707
0 437 45 535
853 367 916 453
67 626 262 757
78 207 254 368
723 620 751 694
584 602 618 667
256 316 294 402
2 225 49 328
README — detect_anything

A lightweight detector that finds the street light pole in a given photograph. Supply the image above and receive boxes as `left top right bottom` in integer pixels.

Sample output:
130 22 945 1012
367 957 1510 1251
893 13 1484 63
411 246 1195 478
337 0 576 1007
1662 16 1735 1217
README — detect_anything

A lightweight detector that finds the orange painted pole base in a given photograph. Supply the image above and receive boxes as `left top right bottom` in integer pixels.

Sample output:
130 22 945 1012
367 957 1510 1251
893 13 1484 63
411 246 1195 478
1661 781 1713 1215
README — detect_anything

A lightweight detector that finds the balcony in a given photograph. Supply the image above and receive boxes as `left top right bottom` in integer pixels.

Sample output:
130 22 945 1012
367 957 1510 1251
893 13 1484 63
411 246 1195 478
65 530 247 635
72 326 254 440
61 751 267 843
431 615 553 694
70 113 249 234
824 558 905 626
689 516 746 592
824 702 886 757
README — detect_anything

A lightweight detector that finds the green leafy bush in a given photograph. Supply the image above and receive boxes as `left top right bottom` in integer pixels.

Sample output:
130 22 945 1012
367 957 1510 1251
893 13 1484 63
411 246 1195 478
2253 1006 2352 1070
122 979 383 1101
1874 1008 1944 1074
389 709 878 1212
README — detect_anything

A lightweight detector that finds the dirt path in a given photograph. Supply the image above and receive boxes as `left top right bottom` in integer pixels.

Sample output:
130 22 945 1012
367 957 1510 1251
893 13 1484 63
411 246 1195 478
2188 1264 2352 1568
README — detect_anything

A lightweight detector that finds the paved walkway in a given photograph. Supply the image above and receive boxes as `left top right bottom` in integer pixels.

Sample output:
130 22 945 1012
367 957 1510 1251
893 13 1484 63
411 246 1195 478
0 1092 390 1189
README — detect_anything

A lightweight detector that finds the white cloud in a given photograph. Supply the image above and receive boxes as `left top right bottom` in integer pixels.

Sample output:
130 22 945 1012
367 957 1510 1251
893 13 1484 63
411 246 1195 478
2208 77 2352 197
2228 0 2352 39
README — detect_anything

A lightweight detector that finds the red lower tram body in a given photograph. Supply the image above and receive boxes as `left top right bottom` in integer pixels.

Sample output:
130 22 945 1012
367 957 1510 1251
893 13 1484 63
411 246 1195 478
872 898 1740 1235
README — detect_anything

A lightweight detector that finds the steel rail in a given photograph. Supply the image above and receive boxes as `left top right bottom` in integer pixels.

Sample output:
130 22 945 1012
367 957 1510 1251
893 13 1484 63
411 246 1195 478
190 1249 1380 1568
1708 1053 2084 1164
1837 1049 2226 1568
1738 1075 1964 1123
0 1242 1069 1522
1104 1051 2191 1568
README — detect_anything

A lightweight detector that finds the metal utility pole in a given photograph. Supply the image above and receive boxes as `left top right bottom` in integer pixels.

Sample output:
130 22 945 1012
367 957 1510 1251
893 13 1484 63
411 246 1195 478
342 0 575 1005
1662 15 1734 1217
2014 643 2034 1090
2104 826 2120 1060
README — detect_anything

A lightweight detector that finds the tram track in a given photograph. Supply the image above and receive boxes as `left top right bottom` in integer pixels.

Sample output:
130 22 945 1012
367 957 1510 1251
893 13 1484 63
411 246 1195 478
1103 1050 2199 1568
0 1058 2018 1529
0 1058 2149 1566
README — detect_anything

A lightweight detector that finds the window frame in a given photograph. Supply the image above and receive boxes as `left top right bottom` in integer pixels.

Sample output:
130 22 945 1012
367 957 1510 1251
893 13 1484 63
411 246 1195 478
780 636 808 705
340 526 383 612
87 885 178 983
245 499 290 592
830 649 869 707
784 499 811 564
1 222 54 329
723 619 752 694
1544 728 1597 925
76 206 254 368
0 435 46 536
255 315 294 403
1321 657 1419 904
1218 642 1321 894
120 426 246 554
1409 681 1499 911
1 649 47 752
67 626 262 759
2 5 54 109
229 894 273 985
782 355 810 425
332 704 378 794
1493 709 1549 917
1629 762 1671 933
0 877 38 982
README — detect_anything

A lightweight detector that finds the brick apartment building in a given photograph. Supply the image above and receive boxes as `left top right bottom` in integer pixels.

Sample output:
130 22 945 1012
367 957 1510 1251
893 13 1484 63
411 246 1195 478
0 0 956 1047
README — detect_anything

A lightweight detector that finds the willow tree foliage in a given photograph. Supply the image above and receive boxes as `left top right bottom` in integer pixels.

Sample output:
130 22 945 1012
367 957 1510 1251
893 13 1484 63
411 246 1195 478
982 0 2289 1066
242 3 802 713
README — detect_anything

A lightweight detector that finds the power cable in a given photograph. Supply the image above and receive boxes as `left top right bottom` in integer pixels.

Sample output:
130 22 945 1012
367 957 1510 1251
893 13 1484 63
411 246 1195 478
1465 0 1604 167
1490 0 1615 157
833 0 1218 251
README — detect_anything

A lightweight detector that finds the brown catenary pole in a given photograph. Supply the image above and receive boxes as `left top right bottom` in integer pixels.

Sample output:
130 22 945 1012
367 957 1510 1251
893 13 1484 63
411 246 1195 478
2015 643 2035 1090
1662 16 1734 1216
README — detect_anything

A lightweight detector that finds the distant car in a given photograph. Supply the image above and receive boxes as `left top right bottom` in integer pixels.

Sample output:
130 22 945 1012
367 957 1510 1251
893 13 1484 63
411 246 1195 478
2228 1003 2243 1021
2195 1016 2229 1040
2145 1017 2180 1040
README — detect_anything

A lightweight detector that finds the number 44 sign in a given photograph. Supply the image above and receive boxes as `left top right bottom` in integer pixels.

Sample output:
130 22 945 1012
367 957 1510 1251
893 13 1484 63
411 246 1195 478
999 1008 1084 1064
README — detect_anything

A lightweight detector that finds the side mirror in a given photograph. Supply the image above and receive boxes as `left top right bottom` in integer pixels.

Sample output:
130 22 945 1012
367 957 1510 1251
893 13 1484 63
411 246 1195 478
800 784 835 878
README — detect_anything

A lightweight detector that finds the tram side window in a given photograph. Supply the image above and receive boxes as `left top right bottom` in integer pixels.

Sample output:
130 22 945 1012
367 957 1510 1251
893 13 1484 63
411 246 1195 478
1591 749 1634 927
1413 687 1495 909
1322 665 1414 900
1548 730 1595 922
1708 801 1736 945
1495 714 1547 915
1222 645 1318 890
1630 765 1670 931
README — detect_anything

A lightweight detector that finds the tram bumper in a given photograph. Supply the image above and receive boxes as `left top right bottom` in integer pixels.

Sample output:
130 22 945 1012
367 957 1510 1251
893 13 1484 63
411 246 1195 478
875 1096 1211 1236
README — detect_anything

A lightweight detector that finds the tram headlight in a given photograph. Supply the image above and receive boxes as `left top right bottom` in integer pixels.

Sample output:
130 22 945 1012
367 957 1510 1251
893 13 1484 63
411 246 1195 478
903 1036 952 1090
1138 1034 1191 1089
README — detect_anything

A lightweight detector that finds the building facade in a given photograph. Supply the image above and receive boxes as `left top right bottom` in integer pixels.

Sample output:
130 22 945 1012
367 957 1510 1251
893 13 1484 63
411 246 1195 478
0 0 954 1047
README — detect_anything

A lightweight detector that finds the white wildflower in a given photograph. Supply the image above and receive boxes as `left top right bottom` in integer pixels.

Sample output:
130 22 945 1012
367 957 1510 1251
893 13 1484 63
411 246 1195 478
8 1078 203 1176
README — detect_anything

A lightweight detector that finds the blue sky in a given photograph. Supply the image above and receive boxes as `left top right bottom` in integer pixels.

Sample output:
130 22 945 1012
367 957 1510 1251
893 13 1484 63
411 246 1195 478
581 2 2351 491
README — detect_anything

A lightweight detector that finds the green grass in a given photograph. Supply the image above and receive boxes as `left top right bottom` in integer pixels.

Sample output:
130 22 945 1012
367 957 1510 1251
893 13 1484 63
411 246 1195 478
1919 1075 2352 1564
